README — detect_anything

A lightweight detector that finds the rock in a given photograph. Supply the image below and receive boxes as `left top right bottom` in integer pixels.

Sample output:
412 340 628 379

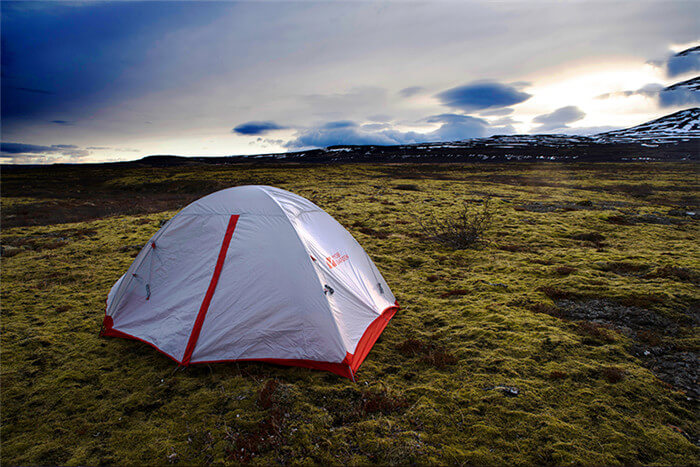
0 245 22 257
485 385 520 396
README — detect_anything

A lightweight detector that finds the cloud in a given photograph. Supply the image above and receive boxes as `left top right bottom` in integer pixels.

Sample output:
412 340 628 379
597 78 700 107
284 125 403 149
361 123 391 131
367 114 391 122
398 86 424 98
436 81 531 111
597 83 664 99
232 121 287 135
659 88 700 107
533 106 586 132
667 45 700 77
321 120 356 129
660 76 700 106
284 113 498 149
0 141 90 162
302 86 388 117
553 125 621 136
477 107 514 116
424 114 491 140
51 119 74 125
6 86 53 95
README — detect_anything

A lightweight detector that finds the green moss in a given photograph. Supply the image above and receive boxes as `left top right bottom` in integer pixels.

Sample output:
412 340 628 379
1 162 698 464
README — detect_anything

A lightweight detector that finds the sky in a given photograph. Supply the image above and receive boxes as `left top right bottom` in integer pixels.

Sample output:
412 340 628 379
1 0 699 164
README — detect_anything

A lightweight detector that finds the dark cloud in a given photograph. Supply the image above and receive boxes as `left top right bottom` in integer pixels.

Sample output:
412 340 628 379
51 120 74 125
533 106 586 132
667 45 700 77
321 120 356 129
1 2 230 124
436 81 531 111
0 141 90 162
398 86 424 98
7 86 53 95
659 88 700 107
232 121 287 135
660 76 700 106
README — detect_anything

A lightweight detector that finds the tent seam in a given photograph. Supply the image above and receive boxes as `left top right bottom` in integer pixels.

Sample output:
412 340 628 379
256 186 349 360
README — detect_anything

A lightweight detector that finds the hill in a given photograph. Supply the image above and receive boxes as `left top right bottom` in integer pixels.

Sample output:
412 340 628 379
134 108 700 165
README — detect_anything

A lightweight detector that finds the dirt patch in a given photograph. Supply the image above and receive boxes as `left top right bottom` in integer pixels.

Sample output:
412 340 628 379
515 200 625 213
647 266 700 284
554 299 676 335
551 299 697 399
605 212 694 226
2 228 99 256
600 261 650 276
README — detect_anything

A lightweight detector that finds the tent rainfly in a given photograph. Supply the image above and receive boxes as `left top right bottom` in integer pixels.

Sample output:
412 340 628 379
102 185 398 379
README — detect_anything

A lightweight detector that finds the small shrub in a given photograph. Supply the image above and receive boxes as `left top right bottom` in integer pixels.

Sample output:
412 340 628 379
359 388 409 415
403 256 424 268
440 289 469 299
420 199 493 249
549 370 568 380
530 302 561 317
257 379 279 409
601 261 649 275
1 245 22 257
571 232 606 243
636 329 663 347
229 414 282 462
554 266 577 275
606 214 634 225
601 366 625 383
577 321 615 344
420 347 458 369
358 227 389 239
396 338 424 355
647 265 699 284
498 243 531 253
426 274 439 282
393 184 420 191
396 338 458 369
538 286 580 301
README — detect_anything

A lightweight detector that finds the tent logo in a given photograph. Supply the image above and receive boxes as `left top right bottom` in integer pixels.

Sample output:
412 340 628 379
326 252 349 268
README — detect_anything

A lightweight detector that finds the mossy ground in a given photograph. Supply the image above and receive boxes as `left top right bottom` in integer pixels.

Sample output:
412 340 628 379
1 162 698 465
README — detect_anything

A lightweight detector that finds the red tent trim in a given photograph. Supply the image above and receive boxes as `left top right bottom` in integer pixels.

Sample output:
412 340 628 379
182 214 239 365
100 302 399 380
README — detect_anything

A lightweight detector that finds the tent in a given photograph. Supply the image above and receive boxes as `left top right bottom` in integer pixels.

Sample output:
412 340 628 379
102 185 398 380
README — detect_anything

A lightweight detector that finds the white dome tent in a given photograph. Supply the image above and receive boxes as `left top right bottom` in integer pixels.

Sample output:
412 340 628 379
102 185 398 380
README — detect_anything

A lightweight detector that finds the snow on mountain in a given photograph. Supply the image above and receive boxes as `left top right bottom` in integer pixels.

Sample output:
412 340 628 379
666 76 700 92
592 107 699 143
